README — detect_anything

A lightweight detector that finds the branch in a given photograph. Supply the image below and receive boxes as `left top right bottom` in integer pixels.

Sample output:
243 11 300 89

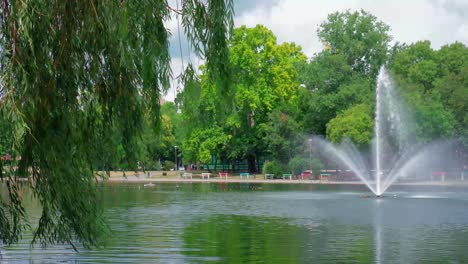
167 5 183 15
2 0 21 60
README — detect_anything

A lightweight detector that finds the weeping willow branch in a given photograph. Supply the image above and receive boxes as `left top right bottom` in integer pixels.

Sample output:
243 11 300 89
0 0 233 248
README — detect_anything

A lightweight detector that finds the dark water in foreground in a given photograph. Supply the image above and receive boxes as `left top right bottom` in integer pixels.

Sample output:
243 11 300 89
2 183 468 263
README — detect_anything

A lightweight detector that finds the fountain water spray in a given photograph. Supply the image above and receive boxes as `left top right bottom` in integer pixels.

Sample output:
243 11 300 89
314 67 455 196
375 71 382 196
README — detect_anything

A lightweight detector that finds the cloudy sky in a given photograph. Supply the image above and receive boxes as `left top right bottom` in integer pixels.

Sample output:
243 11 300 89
164 0 468 101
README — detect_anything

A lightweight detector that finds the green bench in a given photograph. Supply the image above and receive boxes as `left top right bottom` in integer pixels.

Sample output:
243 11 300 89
320 173 331 181
240 172 250 179
282 173 292 180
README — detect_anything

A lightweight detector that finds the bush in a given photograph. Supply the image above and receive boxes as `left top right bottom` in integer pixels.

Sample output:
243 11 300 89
263 160 285 178
141 160 160 171
163 160 175 171
288 156 309 176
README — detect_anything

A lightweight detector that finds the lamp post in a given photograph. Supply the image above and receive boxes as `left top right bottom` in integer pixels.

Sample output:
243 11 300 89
174 146 178 171
308 138 313 171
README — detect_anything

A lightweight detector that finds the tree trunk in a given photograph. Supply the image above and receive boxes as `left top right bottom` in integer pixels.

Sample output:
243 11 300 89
214 156 218 172
247 154 257 173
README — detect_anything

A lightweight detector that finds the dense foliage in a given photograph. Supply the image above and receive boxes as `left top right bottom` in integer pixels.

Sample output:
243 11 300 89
326 104 373 147
0 0 233 248
179 25 307 172
389 41 467 143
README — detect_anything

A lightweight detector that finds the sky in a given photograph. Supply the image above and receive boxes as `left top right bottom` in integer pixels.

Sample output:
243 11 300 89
163 0 468 101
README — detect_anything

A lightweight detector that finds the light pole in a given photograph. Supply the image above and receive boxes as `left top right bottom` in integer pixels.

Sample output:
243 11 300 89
308 138 313 171
174 146 178 171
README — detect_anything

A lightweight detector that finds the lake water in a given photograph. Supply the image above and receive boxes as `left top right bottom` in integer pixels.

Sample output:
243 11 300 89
2 182 468 263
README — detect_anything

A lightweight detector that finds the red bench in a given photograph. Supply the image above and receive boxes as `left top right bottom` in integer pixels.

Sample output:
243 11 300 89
300 170 312 180
219 172 228 180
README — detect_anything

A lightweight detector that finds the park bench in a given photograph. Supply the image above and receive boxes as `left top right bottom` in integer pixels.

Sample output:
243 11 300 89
282 173 292 180
182 172 193 179
240 172 250 179
300 170 312 180
320 170 338 181
219 172 228 180
320 173 331 181
265 174 274 179
201 172 211 179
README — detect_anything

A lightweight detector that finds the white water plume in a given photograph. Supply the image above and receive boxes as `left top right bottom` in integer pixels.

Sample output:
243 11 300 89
312 67 456 196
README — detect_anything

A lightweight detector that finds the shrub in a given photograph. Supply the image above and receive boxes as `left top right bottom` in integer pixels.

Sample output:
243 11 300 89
288 156 309 176
310 158 324 175
163 160 175 171
263 160 285 178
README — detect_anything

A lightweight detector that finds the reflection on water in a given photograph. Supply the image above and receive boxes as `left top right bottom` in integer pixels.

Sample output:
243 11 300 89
1 183 468 263
375 199 383 264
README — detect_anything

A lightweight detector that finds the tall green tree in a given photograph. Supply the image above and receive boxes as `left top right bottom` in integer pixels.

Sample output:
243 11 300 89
390 41 439 92
261 110 303 164
180 25 306 172
138 113 176 170
0 0 233 247
434 43 468 144
318 9 391 78
297 10 391 137
182 126 231 165
389 41 466 143
226 25 306 172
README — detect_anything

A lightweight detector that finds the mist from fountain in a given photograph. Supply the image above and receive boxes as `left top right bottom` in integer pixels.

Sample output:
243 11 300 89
313 67 454 196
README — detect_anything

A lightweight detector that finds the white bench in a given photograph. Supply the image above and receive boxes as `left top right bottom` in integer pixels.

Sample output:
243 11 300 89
201 173 211 179
182 173 193 179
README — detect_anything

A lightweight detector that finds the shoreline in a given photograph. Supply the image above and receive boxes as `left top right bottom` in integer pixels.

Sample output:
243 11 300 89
104 175 468 187
4 172 466 188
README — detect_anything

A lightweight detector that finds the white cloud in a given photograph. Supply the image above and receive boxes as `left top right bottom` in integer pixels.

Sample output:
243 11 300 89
235 0 468 56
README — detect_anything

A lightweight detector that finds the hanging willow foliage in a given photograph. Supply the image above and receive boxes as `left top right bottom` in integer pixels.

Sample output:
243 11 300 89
0 0 233 248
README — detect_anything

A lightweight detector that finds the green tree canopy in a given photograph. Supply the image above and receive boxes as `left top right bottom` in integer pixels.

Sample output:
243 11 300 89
182 126 231 164
318 9 391 78
261 110 303 163
297 10 390 136
225 25 306 172
326 104 373 147
389 41 467 143
180 25 306 172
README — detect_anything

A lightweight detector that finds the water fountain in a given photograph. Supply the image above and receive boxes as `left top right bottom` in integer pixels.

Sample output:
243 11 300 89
314 67 454 196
